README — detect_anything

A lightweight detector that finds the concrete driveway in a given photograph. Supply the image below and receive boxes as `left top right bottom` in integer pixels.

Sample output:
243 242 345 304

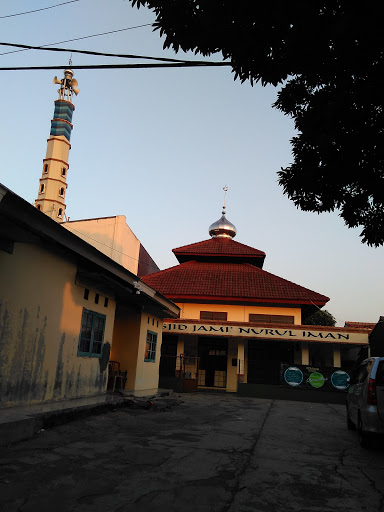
1 393 383 512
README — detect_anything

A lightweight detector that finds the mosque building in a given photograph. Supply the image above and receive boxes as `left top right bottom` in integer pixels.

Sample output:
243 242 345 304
24 67 371 402
142 194 371 397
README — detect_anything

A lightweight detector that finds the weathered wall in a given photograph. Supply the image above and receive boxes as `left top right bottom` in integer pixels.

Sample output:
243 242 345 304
0 242 116 407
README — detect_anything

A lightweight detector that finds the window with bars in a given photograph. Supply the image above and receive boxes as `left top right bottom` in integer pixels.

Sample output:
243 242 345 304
145 331 157 362
78 308 106 357
249 314 295 324
200 311 228 321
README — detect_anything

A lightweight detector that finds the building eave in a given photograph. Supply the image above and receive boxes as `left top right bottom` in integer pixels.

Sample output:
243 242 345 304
0 184 179 319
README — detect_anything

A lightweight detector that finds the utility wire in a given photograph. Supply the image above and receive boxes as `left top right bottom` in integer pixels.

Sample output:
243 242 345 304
0 42 211 64
0 0 80 19
0 25 153 56
0 62 231 71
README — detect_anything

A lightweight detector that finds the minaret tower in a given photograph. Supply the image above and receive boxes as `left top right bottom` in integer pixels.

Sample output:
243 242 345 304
34 69 79 221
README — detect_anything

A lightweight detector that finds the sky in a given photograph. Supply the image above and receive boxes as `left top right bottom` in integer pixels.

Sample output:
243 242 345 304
1 0 383 326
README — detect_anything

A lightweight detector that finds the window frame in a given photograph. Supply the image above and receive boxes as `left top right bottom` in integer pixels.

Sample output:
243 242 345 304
144 330 158 362
77 308 106 358
200 311 228 321
249 313 295 325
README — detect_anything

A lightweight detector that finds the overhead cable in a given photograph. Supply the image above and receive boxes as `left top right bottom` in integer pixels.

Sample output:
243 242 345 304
0 0 80 19
0 41 213 64
0 25 153 56
0 62 231 71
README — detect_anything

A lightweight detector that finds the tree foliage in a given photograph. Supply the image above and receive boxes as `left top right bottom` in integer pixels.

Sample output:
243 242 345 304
303 309 336 327
131 1 384 245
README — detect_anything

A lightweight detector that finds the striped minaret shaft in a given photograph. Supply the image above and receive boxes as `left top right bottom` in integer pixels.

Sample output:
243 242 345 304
35 69 79 221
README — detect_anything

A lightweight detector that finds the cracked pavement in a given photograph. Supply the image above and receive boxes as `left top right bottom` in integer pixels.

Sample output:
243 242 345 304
1 394 384 512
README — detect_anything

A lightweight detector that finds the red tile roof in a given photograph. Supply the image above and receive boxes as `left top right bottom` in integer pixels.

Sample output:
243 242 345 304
344 321 376 330
173 238 265 258
142 261 329 305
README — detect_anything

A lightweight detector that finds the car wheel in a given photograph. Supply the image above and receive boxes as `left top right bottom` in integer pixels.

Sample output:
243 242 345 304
358 413 370 448
347 407 355 430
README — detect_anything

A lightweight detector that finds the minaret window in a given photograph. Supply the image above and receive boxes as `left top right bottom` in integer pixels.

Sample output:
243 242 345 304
58 208 63 218
59 187 65 197
43 164 48 173
61 168 66 177
36 204 41 211
39 184 45 193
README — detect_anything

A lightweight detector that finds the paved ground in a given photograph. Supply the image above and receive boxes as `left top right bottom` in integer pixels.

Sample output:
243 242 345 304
1 393 384 512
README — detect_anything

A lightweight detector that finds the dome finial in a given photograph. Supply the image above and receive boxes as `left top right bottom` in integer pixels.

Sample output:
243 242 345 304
222 185 228 215
209 185 237 238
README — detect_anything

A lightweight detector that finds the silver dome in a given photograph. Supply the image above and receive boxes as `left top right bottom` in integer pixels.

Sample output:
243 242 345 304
209 214 237 238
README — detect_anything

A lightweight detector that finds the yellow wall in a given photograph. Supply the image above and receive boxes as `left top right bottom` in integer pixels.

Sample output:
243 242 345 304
110 306 141 391
176 302 302 324
111 311 164 396
134 313 163 396
63 216 140 274
226 339 239 392
0 242 116 407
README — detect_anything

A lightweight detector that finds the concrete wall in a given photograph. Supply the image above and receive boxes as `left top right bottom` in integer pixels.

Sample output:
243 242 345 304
177 303 302 324
110 306 141 392
63 216 140 275
111 310 163 397
226 338 239 392
0 242 116 407
134 314 163 396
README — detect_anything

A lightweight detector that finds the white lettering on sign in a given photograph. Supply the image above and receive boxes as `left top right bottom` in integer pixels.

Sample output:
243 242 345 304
162 323 368 345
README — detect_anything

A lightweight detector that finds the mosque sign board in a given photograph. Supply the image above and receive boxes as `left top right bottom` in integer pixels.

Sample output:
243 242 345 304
163 322 369 345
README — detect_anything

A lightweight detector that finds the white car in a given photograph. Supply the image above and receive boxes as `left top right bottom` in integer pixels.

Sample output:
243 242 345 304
346 357 384 447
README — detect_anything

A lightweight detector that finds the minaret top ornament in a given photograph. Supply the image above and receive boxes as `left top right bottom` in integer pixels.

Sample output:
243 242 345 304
52 68 80 103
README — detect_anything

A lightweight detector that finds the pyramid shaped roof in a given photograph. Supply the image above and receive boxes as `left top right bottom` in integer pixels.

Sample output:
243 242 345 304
142 260 329 306
173 237 266 268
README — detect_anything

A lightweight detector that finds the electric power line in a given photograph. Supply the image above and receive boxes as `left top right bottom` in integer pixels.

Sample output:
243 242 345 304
0 41 214 64
0 25 153 57
0 0 80 19
0 62 231 71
